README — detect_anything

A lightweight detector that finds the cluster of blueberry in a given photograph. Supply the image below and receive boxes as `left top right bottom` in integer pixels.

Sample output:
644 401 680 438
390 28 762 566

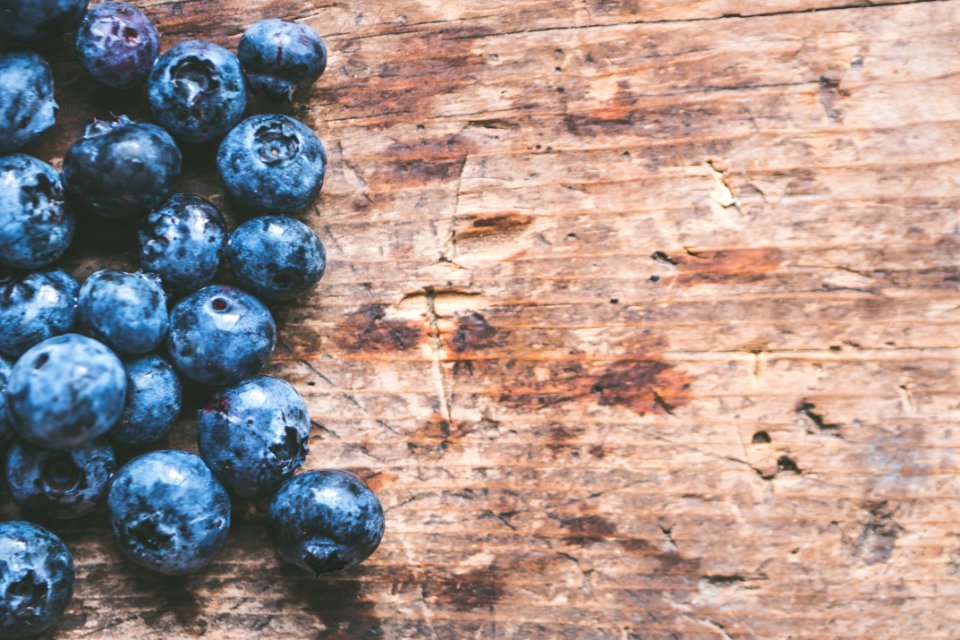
0 1 385 636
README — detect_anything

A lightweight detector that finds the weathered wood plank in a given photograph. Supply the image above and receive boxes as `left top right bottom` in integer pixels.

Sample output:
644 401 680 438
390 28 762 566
3 0 960 637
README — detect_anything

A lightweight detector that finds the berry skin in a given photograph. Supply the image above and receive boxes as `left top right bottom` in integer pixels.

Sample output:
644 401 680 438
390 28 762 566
62 115 182 220
0 521 74 639
238 19 327 101
166 285 276 386
198 376 310 498
6 439 116 519
138 194 227 294
268 470 384 576
217 114 327 215
75 2 160 89
5 334 127 449
0 270 78 359
77 269 168 355
0 155 75 270
0 0 88 41
108 450 231 575
0 358 11 445
148 41 247 143
227 215 326 301
0 53 57 153
113 355 181 446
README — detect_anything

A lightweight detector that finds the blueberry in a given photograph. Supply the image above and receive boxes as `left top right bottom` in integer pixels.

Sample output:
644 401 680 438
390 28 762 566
0 358 11 445
227 215 326 302
267 470 384 575
0 269 78 359
148 40 247 143
166 285 276 386
108 450 230 575
5 334 127 449
138 194 227 294
0 0 88 41
0 521 74 639
113 355 181 446
6 439 116 519
0 53 57 153
238 19 327 102
0 155 75 270
217 114 327 214
77 269 168 355
198 376 310 498
62 115 182 220
75 2 160 89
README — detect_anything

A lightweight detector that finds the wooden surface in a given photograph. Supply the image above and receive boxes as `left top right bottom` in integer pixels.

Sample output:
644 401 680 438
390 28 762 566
4 0 960 637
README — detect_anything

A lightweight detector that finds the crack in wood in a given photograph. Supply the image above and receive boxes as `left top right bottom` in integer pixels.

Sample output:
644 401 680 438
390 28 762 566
449 0 952 41
424 288 454 425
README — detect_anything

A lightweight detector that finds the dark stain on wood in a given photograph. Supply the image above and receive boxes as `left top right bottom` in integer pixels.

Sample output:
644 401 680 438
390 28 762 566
796 400 843 437
426 566 505 612
381 157 467 187
334 304 425 353
547 424 584 444
497 361 591 410
588 444 607 459
677 248 784 284
818 76 845 122
544 424 587 455
452 359 475 377
497 355 693 417
592 359 694 416
407 414 476 454
450 312 499 352
561 515 618 545
456 213 533 241
854 502 904 565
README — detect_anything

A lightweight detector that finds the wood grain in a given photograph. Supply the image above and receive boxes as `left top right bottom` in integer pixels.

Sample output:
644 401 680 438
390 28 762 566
3 0 960 637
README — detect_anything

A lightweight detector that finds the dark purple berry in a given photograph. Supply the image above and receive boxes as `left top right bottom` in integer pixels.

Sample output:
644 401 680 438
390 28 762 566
75 2 160 89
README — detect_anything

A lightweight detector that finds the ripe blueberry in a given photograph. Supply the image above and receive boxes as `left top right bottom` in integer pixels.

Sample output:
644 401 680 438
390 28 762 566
217 113 327 214
5 334 127 449
238 19 327 101
113 355 182 446
148 40 247 143
6 439 116 519
0 155 75 270
268 470 384 575
0 53 57 153
108 450 231 575
62 115 182 220
166 285 276 386
198 376 310 498
75 2 160 89
0 358 11 445
227 215 326 301
0 269 78 359
0 521 74 639
77 269 168 355
0 0 88 41
138 194 227 294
